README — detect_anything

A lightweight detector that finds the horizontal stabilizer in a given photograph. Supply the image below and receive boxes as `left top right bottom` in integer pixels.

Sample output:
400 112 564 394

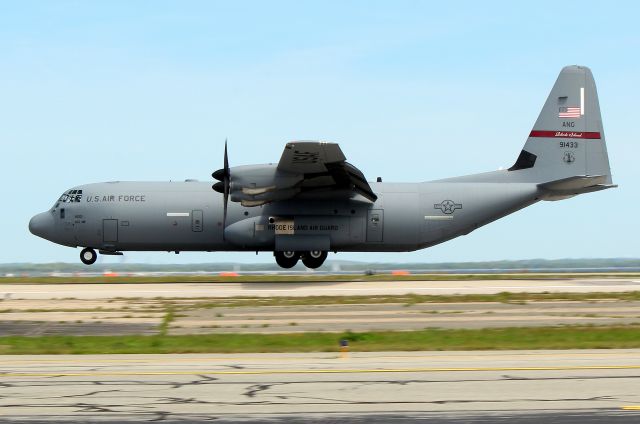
538 175 617 200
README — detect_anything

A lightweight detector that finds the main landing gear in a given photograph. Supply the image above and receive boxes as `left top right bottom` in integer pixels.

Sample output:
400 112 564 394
274 250 328 269
302 250 328 269
80 247 97 265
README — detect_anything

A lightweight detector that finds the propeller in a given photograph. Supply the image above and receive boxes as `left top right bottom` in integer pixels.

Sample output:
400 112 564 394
212 139 230 237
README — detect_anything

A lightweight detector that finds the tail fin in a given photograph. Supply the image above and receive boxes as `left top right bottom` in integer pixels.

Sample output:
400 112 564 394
510 66 614 192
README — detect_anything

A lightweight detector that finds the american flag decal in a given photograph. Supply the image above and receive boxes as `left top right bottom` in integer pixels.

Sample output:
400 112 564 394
559 106 581 118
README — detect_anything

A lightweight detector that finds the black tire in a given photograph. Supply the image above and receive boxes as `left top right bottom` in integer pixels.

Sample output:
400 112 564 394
274 251 299 269
301 250 328 269
80 248 97 265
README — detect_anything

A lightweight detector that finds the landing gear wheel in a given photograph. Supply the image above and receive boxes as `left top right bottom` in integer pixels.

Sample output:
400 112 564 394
274 251 299 269
80 248 97 265
301 250 328 269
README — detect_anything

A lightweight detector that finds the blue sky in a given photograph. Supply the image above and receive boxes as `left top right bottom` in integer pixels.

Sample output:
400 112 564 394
1 1 638 264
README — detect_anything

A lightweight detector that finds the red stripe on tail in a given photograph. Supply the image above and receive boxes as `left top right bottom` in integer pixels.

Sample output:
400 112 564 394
529 130 601 139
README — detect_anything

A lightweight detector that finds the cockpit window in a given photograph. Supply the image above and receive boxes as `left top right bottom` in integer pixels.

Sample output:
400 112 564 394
58 189 83 203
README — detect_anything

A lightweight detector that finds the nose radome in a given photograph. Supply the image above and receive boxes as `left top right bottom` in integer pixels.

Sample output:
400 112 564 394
29 212 54 240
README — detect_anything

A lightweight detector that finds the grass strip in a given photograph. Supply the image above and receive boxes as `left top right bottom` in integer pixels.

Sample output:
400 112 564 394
175 291 640 308
3 272 640 285
2 326 640 355
158 306 175 336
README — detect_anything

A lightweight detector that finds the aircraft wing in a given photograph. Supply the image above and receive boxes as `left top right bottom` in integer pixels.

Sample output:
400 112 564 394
277 141 378 202
228 141 378 206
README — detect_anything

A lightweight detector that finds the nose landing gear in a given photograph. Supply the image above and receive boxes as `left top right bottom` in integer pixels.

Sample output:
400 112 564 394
80 247 97 265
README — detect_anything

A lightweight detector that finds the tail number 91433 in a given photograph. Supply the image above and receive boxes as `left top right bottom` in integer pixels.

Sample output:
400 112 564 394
559 141 579 148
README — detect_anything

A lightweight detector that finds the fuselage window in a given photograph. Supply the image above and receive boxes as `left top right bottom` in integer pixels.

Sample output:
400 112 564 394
60 208 65 219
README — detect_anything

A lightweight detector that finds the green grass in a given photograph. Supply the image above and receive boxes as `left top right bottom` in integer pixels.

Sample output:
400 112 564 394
3 272 640 285
141 291 640 309
158 307 175 336
2 325 640 354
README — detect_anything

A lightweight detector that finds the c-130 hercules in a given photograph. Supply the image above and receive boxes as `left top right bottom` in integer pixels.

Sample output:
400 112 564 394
30 66 615 268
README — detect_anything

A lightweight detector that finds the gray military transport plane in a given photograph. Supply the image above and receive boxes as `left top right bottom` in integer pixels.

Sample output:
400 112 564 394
29 66 615 269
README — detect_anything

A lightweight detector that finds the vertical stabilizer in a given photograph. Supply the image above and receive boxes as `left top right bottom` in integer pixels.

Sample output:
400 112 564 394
510 66 613 186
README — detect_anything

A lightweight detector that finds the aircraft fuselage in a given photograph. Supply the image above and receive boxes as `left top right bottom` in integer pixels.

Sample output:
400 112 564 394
30 179 540 254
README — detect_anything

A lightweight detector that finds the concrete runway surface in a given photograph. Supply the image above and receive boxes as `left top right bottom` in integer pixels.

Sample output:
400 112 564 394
3 277 640 300
3 349 640 423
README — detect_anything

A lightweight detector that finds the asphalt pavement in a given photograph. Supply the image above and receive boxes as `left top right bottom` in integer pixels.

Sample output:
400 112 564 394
3 350 640 422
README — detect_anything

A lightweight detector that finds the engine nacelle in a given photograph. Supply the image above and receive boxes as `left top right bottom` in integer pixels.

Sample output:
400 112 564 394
227 164 303 206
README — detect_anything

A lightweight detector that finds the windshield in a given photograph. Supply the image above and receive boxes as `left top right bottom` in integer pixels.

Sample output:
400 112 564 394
58 189 83 203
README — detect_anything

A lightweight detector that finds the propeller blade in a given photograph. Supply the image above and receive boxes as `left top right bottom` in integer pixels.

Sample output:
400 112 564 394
213 140 230 181
212 169 225 181
223 139 229 177
223 179 229 237
212 181 225 193
222 139 230 240
211 139 231 240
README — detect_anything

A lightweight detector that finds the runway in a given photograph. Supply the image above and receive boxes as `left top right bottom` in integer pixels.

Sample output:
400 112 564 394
3 277 640 300
4 279 640 422
3 349 640 422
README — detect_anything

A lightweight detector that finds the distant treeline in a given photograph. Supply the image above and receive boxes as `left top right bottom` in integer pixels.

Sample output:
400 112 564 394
1 258 639 274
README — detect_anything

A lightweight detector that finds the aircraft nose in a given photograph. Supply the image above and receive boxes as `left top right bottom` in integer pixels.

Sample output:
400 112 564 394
29 212 54 240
